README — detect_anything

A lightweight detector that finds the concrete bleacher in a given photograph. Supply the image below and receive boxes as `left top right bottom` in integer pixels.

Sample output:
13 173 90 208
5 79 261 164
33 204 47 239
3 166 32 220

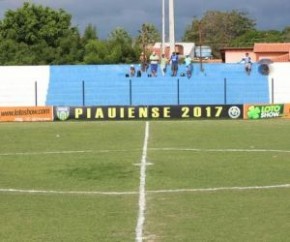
45 63 269 106
46 65 131 106
1 63 289 108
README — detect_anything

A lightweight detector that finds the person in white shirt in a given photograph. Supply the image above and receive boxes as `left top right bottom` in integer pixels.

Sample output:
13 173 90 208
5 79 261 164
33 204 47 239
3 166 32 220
240 53 252 75
149 51 159 77
184 55 193 78
160 54 168 76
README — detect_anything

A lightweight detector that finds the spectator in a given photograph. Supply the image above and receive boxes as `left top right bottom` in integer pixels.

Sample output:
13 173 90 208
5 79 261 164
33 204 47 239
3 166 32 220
160 54 169 76
139 52 148 72
170 52 179 77
184 55 193 79
240 52 252 75
149 51 159 77
129 65 136 77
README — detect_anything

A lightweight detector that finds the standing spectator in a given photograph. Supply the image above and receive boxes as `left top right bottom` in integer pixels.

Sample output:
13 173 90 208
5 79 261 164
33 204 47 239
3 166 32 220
149 51 159 77
170 52 179 77
240 52 252 75
139 52 148 72
184 55 193 79
160 54 169 76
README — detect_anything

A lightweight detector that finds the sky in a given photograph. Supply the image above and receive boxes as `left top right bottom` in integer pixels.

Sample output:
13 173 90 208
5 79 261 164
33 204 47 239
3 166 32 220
0 0 290 40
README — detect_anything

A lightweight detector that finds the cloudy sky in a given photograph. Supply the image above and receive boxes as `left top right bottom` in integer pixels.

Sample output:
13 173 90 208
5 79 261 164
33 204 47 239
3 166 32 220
0 0 289 40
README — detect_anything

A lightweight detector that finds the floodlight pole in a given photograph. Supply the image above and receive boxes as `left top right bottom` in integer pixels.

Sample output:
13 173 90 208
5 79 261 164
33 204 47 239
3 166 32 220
199 21 204 72
169 0 175 55
161 0 165 55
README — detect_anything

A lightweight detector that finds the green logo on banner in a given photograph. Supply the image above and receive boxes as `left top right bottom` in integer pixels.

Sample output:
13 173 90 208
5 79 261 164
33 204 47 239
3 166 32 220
247 105 283 119
56 107 70 121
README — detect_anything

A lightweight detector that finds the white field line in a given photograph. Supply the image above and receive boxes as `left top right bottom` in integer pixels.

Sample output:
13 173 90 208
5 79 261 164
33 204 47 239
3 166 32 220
1 147 290 157
149 184 290 194
135 121 150 242
1 184 290 196
0 188 137 195
0 149 136 156
150 147 290 153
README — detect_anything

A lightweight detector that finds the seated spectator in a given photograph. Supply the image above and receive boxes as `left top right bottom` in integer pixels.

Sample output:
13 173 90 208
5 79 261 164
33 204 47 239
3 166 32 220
240 53 252 75
129 65 136 77
136 69 142 77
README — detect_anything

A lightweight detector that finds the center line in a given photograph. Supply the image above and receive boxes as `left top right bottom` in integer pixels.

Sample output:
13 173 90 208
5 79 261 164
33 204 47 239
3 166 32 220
135 121 150 242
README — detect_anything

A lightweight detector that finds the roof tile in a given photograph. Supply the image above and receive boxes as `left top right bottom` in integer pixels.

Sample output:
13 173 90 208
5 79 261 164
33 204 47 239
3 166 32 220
254 43 290 52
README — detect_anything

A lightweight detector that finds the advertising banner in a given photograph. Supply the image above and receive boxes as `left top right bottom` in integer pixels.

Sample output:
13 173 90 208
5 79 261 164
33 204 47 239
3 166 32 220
54 105 243 121
0 106 53 122
244 104 284 120
283 104 290 119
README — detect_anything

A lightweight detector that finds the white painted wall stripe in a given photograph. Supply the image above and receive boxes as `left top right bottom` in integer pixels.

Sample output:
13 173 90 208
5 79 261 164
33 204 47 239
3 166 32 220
135 121 150 242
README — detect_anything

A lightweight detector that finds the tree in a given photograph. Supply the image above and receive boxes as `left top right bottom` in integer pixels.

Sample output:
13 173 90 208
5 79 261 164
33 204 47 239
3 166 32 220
136 23 161 57
0 39 37 65
83 24 98 44
282 26 290 41
83 39 109 64
0 2 82 64
183 10 256 57
107 27 136 63
230 30 283 47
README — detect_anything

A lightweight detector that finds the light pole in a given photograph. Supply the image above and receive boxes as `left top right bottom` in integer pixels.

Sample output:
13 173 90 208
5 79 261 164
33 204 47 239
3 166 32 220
168 0 175 55
198 20 204 72
161 0 165 55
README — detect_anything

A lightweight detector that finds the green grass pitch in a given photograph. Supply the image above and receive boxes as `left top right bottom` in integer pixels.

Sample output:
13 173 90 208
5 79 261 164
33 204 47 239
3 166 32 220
0 120 290 241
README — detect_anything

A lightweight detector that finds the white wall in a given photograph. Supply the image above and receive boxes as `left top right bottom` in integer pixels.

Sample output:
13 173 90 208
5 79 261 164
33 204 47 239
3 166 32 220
0 66 50 107
269 63 290 103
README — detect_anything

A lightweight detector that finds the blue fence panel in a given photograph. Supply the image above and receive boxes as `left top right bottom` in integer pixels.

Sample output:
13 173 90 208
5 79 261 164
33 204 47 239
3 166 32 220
226 64 269 104
179 77 225 105
131 77 177 105
85 78 130 106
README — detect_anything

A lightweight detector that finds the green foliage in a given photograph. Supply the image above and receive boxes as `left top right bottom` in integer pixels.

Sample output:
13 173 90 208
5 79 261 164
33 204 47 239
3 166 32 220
282 26 290 41
83 27 138 64
0 3 289 64
83 23 98 44
0 40 29 65
231 30 284 47
107 27 136 63
136 23 161 57
183 10 256 57
83 39 108 64
0 2 82 64
0 3 72 46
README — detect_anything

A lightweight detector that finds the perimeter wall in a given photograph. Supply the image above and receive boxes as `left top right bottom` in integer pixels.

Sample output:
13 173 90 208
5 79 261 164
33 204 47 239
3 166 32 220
0 63 289 108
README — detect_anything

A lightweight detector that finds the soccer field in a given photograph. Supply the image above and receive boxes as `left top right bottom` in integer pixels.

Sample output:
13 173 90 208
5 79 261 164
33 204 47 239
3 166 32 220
0 120 290 242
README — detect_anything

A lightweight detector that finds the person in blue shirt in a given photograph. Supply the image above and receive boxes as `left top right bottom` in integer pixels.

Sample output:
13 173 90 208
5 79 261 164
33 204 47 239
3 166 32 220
170 52 179 77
